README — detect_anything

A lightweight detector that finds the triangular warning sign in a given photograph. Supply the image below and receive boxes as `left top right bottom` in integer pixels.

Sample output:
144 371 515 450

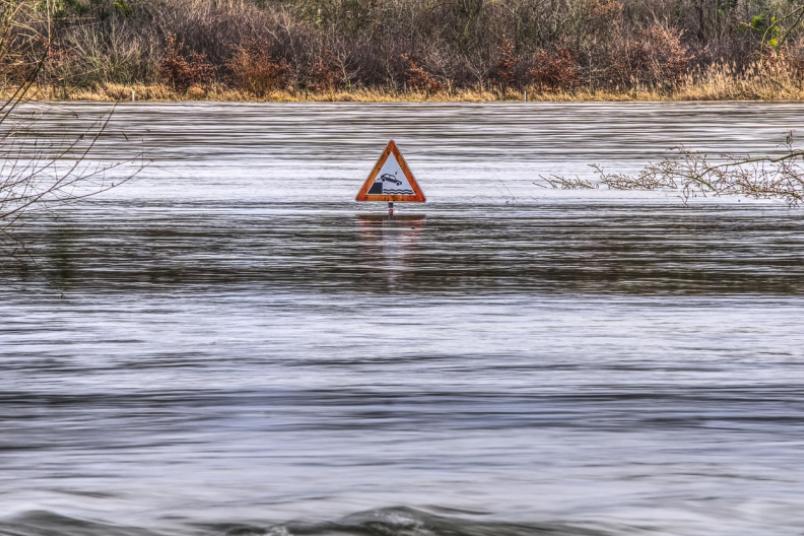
356 140 426 202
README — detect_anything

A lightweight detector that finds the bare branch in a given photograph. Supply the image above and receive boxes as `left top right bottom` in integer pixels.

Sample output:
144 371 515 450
0 1 140 239
538 135 804 206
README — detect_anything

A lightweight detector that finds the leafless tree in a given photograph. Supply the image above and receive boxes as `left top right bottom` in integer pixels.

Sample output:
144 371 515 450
0 0 139 238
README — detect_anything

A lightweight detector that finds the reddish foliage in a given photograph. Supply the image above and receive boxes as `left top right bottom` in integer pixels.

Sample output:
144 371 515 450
159 35 216 93
401 53 443 93
307 52 341 92
492 39 518 88
628 24 693 88
588 0 623 20
227 44 291 96
528 48 581 91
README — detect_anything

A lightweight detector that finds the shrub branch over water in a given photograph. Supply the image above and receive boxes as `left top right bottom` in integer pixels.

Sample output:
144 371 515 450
539 133 804 205
0 0 139 237
2 0 804 100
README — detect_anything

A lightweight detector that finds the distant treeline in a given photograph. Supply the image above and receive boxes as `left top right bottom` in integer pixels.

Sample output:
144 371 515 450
3 0 804 98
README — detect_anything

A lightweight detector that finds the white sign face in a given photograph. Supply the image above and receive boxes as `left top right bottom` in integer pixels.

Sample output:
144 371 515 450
365 153 416 196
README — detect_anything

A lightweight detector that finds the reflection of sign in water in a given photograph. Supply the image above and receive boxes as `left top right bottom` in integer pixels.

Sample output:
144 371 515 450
356 140 426 202
356 214 426 288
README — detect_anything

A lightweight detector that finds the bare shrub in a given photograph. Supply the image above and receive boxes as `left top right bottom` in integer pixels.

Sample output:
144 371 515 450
41 45 73 91
536 175 596 189
401 53 444 93
633 23 694 89
528 48 581 91
307 56 339 92
159 34 215 93
491 39 518 89
50 18 157 88
539 135 804 206
594 22 695 91
227 44 292 96
306 41 364 92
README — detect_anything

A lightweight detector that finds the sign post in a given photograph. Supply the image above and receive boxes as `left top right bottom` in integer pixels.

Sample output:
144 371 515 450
355 140 426 216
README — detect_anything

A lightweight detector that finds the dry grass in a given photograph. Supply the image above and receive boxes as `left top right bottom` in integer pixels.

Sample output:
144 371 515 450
0 83 508 102
6 79 803 103
5 51 804 103
674 61 804 101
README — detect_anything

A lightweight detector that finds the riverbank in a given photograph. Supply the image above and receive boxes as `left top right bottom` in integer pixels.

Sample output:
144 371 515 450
4 0 804 105
12 76 804 103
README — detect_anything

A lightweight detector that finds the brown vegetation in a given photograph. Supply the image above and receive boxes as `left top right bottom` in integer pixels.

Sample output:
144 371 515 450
1 0 804 101
159 35 216 93
227 43 292 96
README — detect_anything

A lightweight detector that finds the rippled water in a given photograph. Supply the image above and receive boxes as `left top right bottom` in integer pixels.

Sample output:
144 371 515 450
1 103 804 536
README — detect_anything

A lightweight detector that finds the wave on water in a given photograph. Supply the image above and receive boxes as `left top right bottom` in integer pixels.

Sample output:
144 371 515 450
0 508 614 536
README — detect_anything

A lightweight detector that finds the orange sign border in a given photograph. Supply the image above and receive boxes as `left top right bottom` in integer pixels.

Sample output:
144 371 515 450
355 140 426 202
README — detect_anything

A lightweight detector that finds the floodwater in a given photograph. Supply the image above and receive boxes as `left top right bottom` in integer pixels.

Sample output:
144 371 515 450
1 103 803 536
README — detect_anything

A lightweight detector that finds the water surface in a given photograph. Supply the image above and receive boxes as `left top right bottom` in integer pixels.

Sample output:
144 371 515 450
1 103 803 536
